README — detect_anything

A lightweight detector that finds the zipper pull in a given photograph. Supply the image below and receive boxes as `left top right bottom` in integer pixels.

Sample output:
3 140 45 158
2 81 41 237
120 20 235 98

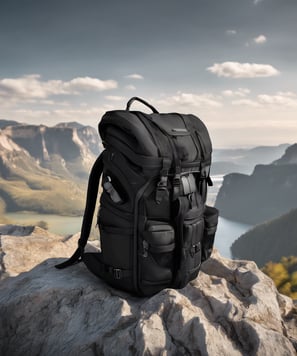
142 240 149 257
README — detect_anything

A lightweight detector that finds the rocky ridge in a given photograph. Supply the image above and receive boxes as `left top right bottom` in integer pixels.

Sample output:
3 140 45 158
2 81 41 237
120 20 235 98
0 120 101 179
0 225 296 355
0 120 101 215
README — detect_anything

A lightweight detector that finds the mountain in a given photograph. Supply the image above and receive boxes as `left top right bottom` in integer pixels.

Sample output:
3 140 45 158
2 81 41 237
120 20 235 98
0 225 296 355
231 208 297 267
212 144 289 175
210 161 247 175
0 120 20 129
274 143 297 165
2 121 101 179
0 121 101 215
215 143 297 224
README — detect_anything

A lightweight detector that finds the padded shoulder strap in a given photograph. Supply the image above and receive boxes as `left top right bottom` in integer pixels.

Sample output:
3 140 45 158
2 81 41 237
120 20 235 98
55 151 104 269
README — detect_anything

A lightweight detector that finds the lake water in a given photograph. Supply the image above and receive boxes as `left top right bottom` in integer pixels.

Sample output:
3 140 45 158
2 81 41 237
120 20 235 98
5 212 84 236
4 215 251 260
214 217 251 258
3 175 252 259
208 175 252 257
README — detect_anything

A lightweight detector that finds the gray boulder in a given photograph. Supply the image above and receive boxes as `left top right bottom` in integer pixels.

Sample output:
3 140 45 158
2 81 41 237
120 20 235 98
0 226 296 355
0 224 79 279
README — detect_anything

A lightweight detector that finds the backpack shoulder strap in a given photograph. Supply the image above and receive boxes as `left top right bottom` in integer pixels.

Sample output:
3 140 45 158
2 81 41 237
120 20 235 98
55 151 104 269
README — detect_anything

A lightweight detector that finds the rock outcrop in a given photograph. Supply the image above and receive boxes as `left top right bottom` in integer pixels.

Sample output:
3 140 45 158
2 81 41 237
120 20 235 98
0 224 79 279
0 226 296 355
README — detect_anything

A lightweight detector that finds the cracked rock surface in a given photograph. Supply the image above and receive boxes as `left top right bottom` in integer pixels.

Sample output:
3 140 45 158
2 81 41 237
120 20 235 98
0 225 296 355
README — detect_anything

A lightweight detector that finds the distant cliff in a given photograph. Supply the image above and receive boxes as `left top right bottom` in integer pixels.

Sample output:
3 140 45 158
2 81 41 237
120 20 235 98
212 144 289 175
231 208 297 267
274 143 297 165
215 143 297 224
1 120 101 179
0 120 101 215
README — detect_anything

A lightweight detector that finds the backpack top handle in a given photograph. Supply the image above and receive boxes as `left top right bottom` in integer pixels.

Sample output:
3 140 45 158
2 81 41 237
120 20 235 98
126 97 159 114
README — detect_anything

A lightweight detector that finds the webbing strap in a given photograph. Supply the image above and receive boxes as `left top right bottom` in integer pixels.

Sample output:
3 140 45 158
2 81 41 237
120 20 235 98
83 252 132 280
173 196 189 288
55 151 104 269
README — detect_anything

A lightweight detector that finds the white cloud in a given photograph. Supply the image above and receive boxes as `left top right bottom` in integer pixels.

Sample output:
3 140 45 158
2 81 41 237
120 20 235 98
104 95 126 101
254 35 267 44
65 77 117 92
232 99 261 108
231 91 297 108
226 30 237 35
257 92 297 107
125 74 143 80
207 61 280 78
125 84 136 90
0 74 118 101
157 92 222 109
222 88 250 97
6 105 111 126
254 0 264 4
0 74 59 99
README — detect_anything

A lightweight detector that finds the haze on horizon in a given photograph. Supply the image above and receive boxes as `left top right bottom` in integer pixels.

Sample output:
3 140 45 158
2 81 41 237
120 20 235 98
0 0 296 148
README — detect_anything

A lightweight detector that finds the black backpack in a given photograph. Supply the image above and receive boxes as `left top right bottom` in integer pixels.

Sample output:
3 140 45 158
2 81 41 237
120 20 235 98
56 97 219 296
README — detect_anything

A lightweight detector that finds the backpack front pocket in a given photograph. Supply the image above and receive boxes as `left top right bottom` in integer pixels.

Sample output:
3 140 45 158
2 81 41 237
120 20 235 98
173 195 205 289
139 220 175 295
183 215 204 275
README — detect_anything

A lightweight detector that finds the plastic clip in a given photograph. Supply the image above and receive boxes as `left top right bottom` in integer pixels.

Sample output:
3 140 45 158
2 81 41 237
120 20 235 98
155 176 168 204
190 243 200 258
113 268 122 280
172 174 181 200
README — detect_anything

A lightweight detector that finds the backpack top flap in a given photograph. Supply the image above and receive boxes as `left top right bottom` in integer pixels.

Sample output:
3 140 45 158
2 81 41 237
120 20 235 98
99 110 159 157
99 100 212 167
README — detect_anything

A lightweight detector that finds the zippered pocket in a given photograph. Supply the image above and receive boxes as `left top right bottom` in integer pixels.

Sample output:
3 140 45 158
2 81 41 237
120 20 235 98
174 195 204 289
139 220 175 295
183 215 204 274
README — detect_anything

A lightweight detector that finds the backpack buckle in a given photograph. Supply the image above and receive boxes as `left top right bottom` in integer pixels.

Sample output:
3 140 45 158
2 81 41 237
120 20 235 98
155 176 168 204
113 268 122 279
190 243 200 257
172 174 181 200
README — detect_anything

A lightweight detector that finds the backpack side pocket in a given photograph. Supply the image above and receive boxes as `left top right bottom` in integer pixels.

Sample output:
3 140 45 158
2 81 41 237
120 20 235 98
201 205 219 262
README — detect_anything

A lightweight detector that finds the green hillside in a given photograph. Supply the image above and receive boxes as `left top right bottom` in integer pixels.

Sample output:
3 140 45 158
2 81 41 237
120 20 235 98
0 152 87 215
231 208 297 267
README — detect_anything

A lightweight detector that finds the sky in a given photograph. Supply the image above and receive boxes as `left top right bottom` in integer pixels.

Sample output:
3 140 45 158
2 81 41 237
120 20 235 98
0 0 296 148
